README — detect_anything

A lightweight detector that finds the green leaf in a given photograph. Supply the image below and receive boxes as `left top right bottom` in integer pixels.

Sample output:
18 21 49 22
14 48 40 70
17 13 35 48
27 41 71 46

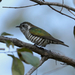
73 26 75 38
8 54 24 75
5 40 14 48
1 32 13 36
17 47 33 63
17 47 33 54
21 52 40 67
0 0 2 2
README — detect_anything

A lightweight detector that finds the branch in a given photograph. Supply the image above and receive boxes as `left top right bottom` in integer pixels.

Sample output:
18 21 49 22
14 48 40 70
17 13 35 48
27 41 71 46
3 0 75 20
48 5 75 20
31 0 75 12
3 0 75 12
30 0 75 20
3 4 38 9
25 57 48 75
0 36 75 67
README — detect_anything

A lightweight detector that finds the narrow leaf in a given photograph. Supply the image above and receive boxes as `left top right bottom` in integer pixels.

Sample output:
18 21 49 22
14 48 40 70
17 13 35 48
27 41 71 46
73 26 75 38
21 52 40 67
5 40 14 48
8 54 24 75
17 47 33 63
1 32 13 36
11 42 14 48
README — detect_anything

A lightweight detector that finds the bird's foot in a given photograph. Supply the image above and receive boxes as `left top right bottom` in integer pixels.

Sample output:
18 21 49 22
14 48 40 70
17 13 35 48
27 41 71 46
34 44 44 50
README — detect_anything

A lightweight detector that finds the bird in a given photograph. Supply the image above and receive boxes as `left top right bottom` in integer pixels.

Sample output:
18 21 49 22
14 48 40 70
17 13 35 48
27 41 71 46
16 22 69 47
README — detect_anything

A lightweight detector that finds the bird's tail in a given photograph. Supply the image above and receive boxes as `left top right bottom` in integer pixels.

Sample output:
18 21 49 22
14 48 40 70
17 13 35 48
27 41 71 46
53 39 69 47
60 43 69 47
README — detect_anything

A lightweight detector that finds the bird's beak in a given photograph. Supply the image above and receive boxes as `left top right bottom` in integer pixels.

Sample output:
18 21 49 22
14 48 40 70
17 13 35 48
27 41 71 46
16 25 20 28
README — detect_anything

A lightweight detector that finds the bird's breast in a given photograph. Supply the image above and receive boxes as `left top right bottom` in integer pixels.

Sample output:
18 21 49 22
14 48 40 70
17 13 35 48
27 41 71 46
27 33 50 47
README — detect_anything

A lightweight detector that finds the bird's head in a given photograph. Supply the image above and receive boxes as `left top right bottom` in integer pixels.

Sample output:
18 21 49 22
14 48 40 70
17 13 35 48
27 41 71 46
16 22 35 32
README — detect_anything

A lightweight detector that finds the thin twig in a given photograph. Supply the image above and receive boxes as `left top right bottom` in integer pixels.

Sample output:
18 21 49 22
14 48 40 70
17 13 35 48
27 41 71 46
43 65 67 75
25 57 48 75
3 4 38 9
31 0 75 12
3 0 75 12
0 48 5 50
60 0 64 11
68 9 75 16
0 51 16 53
48 5 75 20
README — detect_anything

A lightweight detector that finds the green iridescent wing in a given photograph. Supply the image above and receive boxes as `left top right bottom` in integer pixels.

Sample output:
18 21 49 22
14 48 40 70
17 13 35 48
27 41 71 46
29 27 63 42
29 27 69 47
29 27 51 37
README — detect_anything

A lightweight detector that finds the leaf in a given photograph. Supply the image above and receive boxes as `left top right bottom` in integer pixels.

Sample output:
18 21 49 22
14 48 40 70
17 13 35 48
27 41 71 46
0 0 2 2
73 26 75 38
17 47 33 54
11 42 14 48
8 54 24 75
1 32 13 36
5 40 14 48
21 52 40 67
17 47 33 64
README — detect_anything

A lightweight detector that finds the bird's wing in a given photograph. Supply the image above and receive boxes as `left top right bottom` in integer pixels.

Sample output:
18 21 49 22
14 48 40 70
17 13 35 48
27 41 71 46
29 27 63 43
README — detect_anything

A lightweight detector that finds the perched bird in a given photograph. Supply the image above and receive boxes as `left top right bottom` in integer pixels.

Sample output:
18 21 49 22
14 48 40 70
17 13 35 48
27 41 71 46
16 22 69 47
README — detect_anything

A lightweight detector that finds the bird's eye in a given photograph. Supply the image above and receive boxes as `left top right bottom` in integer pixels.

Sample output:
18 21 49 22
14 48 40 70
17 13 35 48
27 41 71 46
22 25 25 27
22 24 28 29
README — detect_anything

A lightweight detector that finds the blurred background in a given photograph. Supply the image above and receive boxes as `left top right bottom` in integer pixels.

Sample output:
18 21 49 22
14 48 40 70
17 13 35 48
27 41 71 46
0 0 75 75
